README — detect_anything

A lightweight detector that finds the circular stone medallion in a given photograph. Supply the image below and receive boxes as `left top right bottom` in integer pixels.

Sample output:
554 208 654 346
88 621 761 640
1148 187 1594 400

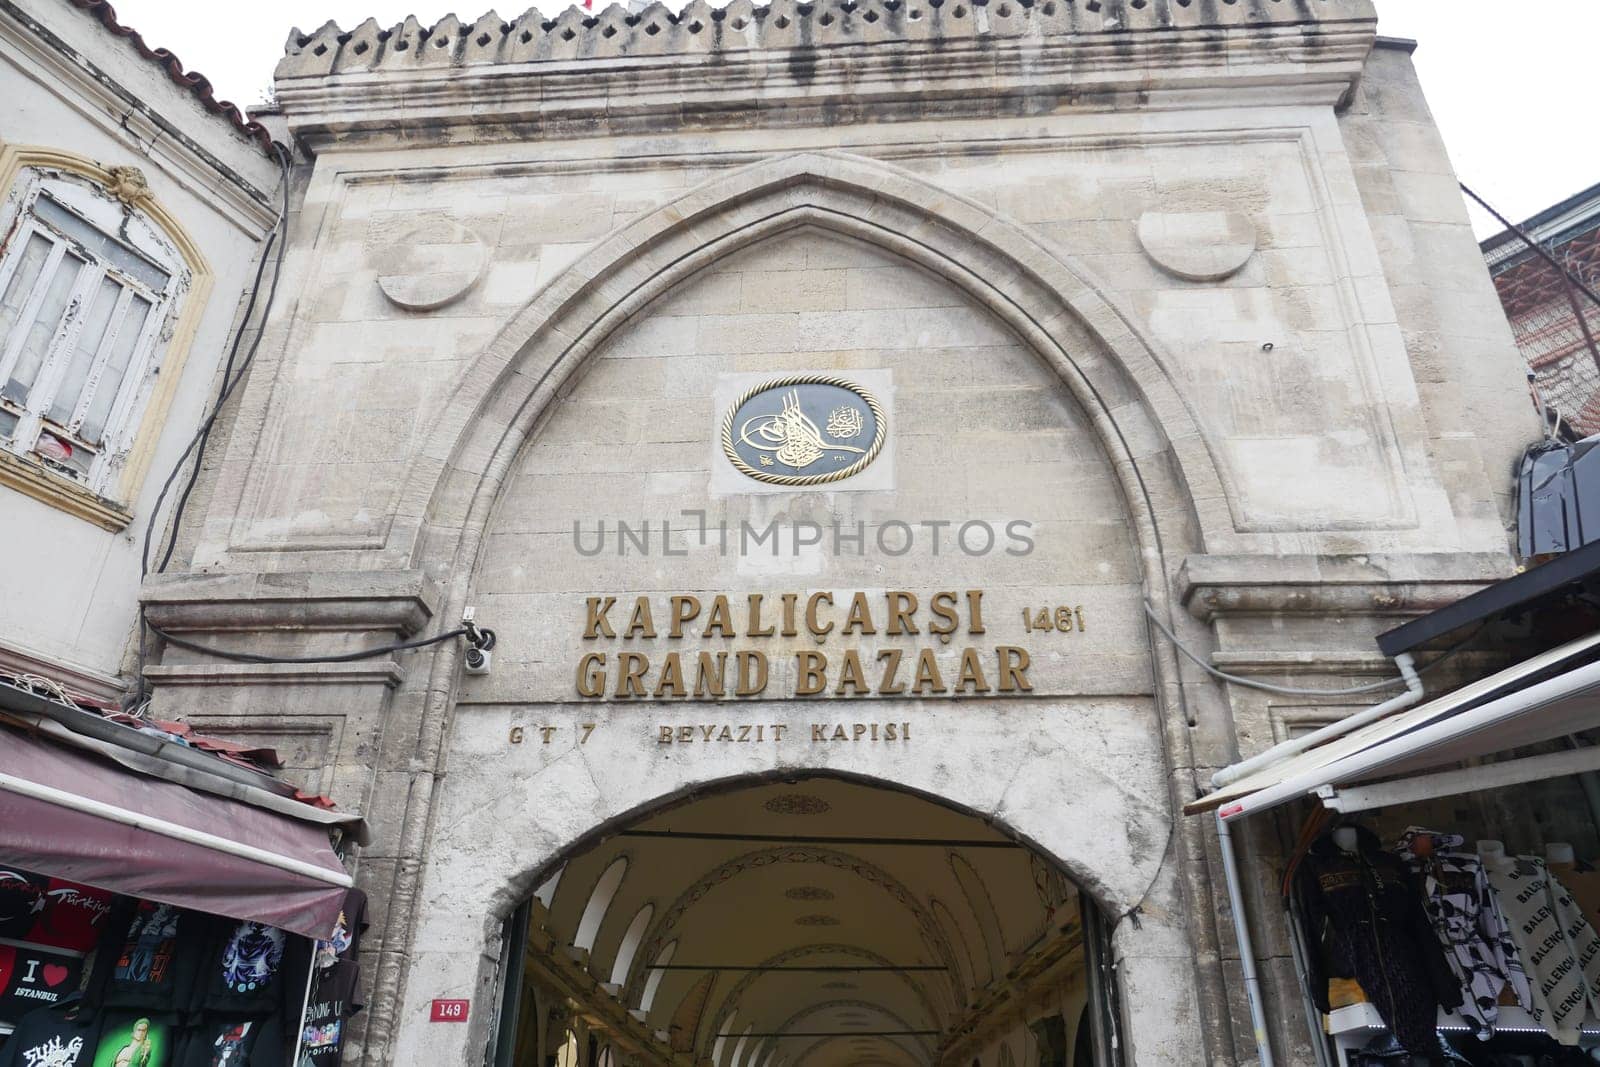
1136 207 1258 283
721 375 886 486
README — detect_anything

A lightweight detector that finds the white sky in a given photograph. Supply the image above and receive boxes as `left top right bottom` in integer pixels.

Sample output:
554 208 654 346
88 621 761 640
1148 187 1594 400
107 0 1597 238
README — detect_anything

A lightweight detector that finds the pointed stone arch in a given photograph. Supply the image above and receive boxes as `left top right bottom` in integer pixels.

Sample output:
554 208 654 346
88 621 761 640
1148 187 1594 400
382 153 1232 1066
400 149 1225 596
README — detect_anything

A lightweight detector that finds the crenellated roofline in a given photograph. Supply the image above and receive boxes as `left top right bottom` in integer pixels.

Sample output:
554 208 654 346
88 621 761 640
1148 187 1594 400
274 0 1378 149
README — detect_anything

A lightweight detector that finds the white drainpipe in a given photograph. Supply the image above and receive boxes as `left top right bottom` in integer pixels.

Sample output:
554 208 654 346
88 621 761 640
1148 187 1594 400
1217 810 1275 1067
1213 654 1422 789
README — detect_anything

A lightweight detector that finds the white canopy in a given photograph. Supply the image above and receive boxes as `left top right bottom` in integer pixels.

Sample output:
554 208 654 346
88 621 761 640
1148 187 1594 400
1189 631 1600 821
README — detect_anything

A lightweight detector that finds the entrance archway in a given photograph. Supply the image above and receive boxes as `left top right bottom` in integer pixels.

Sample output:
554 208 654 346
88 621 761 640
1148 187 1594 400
385 172 1213 1065
492 774 1119 1067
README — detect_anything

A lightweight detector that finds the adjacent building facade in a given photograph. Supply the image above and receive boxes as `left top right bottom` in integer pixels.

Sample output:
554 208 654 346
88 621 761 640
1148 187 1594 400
124 1 1541 1064
0 0 281 697
1483 181 1600 439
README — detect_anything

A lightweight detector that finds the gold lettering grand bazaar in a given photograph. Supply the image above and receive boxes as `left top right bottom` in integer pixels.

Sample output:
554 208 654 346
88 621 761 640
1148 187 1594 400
576 590 1035 698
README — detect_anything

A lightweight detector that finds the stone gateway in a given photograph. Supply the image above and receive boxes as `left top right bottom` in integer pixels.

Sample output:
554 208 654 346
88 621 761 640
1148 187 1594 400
138 1 1537 1065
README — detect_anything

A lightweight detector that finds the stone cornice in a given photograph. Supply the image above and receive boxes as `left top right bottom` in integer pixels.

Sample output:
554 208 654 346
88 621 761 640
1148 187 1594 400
141 570 439 637
1177 552 1516 623
143 660 407 689
274 0 1377 147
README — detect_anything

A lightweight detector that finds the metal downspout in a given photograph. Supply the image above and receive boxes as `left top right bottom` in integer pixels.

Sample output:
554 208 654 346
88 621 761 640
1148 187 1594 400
1213 654 1422 789
1217 811 1275 1067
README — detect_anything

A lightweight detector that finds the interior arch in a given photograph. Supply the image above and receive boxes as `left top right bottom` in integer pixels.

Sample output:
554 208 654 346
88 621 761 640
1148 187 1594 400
495 775 1105 1067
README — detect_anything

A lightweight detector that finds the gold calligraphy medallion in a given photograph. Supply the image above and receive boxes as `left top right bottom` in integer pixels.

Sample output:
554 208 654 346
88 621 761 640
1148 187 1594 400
721 375 886 486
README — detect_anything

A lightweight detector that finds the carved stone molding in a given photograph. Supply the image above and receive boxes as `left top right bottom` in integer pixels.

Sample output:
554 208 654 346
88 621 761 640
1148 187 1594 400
143 660 406 689
141 569 439 636
1177 552 1514 623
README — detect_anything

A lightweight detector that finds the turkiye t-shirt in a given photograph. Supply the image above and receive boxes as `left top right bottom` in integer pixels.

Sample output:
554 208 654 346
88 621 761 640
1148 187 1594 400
178 1017 284 1067
25 882 115 955
296 961 361 1067
91 1011 177 1067
0 1000 98 1067
199 921 309 1018
95 902 209 1012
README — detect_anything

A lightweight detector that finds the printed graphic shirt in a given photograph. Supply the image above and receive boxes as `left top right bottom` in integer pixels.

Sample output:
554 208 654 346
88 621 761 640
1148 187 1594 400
1484 855 1588 1044
0 945 85 1020
199 921 308 1018
312 891 365 972
93 902 208 1013
296 961 361 1066
0 1001 97 1067
177 1017 283 1067
1394 828 1533 1038
92 1011 176 1067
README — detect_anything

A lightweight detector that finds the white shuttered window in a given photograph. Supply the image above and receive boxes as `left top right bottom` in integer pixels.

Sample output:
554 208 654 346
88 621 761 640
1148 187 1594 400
0 170 184 496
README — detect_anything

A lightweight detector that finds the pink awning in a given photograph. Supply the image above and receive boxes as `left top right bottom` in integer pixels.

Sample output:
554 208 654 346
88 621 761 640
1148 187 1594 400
0 729 352 939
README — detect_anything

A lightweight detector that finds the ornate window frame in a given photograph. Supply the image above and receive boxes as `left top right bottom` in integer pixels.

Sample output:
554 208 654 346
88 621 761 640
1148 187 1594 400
0 144 212 530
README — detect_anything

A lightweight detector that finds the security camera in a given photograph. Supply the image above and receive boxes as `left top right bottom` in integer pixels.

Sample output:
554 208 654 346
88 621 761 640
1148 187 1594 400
464 645 492 676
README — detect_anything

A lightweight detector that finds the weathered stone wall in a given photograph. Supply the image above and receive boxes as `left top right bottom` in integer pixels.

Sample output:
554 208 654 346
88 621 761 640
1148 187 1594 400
143 3 1540 1064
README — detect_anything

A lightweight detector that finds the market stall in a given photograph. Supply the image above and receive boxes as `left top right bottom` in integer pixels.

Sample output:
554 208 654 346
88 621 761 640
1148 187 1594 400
0 679 367 1066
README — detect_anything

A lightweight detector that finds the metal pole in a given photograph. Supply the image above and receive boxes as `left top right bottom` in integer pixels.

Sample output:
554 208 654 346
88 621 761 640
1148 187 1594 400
1216 812 1275 1067
289 942 316 1066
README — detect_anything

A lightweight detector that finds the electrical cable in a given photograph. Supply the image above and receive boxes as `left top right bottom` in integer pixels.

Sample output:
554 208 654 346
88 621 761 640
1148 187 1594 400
142 142 291 579
129 144 291 708
144 622 475 665
1141 600 1477 697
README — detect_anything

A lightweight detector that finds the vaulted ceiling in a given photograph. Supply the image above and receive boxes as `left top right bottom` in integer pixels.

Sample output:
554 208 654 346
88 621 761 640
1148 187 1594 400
521 775 1083 1067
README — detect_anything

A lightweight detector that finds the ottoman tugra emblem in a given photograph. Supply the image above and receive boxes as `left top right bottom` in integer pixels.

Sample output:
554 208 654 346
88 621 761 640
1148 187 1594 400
721 375 886 486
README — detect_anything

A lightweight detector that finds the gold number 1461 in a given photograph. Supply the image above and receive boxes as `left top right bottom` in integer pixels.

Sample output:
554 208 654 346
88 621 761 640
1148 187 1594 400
1022 606 1085 634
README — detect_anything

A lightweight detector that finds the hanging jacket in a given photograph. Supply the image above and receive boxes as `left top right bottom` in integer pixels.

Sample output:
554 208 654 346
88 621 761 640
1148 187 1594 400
1394 828 1533 1039
1294 825 1462 1055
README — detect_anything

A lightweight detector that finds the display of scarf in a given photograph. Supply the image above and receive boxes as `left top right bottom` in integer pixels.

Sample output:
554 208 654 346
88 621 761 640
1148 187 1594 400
1394 828 1534 1039
1295 825 1463 1055
1541 864 1600 1016
1481 854 1588 1045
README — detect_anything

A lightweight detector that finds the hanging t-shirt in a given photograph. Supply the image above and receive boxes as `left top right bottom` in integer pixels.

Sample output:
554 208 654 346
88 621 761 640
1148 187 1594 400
90 1012 177 1067
0 945 84 1019
0 870 47 942
198 921 309 1018
177 1017 284 1067
312 892 366 972
94 902 209 1013
24 882 115 955
0 999 98 1067
296 961 361 1067
1484 855 1588 1044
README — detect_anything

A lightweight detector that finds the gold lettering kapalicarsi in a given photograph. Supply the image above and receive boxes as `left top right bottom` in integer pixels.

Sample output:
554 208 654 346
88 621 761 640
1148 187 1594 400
573 590 1031 699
